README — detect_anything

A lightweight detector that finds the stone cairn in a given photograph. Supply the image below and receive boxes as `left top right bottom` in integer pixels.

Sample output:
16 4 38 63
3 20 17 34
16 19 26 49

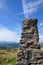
15 19 43 65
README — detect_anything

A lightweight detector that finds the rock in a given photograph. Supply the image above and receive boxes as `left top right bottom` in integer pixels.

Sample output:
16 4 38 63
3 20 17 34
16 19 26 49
15 18 43 65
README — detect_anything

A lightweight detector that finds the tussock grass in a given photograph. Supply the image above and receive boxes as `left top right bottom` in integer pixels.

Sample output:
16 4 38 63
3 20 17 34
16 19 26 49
41 46 43 51
0 48 18 65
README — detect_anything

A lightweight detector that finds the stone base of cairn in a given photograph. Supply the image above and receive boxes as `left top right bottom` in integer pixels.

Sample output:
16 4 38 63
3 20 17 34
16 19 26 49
15 19 43 65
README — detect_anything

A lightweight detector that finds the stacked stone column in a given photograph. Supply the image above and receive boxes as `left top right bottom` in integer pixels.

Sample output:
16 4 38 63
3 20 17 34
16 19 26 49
15 19 43 65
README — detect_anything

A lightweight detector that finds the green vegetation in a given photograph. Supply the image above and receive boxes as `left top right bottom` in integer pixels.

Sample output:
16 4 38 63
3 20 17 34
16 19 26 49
0 46 43 65
0 48 18 65
0 57 16 65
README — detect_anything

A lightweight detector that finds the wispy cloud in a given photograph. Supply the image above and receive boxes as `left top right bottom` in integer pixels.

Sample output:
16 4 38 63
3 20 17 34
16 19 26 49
38 22 43 28
0 25 20 42
22 0 43 18
38 22 43 33
0 0 8 10
38 22 43 43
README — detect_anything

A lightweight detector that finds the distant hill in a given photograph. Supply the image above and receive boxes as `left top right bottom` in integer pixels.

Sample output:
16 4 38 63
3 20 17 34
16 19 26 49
0 42 19 48
40 43 43 46
0 42 43 48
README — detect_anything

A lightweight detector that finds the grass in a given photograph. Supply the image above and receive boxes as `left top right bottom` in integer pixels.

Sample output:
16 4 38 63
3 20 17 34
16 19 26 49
0 48 19 65
0 46 43 65
41 46 43 51
0 57 16 65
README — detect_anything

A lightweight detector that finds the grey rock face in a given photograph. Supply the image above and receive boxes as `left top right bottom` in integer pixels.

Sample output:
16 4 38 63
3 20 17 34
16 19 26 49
15 19 43 65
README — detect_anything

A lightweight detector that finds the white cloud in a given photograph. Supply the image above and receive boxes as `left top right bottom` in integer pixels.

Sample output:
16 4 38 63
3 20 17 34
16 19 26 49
0 26 20 42
22 0 43 18
39 35 43 39
39 35 43 43
0 0 8 10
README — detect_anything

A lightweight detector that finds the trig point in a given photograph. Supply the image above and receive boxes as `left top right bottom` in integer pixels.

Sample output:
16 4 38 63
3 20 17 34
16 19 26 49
15 19 43 65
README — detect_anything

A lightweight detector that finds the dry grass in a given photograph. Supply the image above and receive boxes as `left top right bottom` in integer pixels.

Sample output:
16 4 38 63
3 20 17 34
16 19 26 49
0 48 19 56
0 48 19 64
41 46 43 51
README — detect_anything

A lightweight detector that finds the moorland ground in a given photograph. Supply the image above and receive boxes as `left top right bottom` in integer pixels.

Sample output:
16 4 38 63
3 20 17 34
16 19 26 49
0 48 19 65
41 46 43 51
0 46 43 65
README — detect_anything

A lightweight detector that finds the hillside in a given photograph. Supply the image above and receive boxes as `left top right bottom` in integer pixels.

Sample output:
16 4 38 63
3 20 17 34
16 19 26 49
0 48 19 65
41 46 43 51
0 42 19 48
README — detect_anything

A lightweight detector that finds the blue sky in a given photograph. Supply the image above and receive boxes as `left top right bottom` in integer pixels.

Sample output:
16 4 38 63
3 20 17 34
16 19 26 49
0 0 43 43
